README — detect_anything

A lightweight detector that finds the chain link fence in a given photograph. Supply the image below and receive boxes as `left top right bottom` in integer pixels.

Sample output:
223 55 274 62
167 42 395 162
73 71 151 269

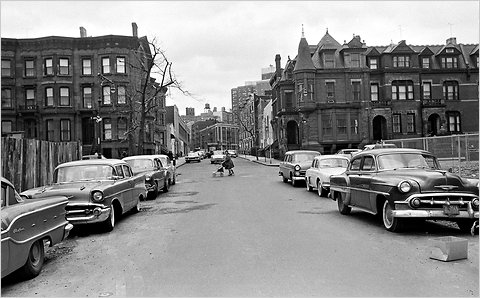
387 133 479 178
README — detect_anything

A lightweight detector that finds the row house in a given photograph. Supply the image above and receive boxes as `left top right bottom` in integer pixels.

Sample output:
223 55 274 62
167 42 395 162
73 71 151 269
269 30 478 157
1 23 168 158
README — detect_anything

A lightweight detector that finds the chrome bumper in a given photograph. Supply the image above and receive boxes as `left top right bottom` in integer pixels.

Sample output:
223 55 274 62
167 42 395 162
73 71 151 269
392 210 479 219
66 206 111 224
63 223 74 239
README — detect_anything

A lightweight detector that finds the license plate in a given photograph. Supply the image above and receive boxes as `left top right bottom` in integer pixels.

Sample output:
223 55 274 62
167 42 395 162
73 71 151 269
443 205 460 216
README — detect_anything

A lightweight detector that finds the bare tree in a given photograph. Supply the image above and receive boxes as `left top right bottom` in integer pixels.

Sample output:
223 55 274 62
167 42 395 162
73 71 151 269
234 107 259 160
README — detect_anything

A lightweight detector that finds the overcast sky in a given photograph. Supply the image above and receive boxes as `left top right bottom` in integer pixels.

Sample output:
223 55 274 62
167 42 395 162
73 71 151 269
1 1 478 115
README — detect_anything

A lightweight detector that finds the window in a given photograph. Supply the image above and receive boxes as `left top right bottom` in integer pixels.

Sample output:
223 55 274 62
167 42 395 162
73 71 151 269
46 120 54 141
59 87 70 106
324 53 334 68
369 58 377 69
326 82 335 99
82 86 92 108
393 114 402 133
337 115 347 136
25 88 35 108
102 57 110 74
285 91 293 108
447 111 461 133
25 119 36 139
45 87 54 106
115 165 125 178
392 81 414 100
406 113 415 133
116 57 125 73
322 114 332 137
350 53 360 68
59 58 69 75
362 156 375 171
102 86 111 105
351 117 359 135
297 83 304 101
1 60 11 77
370 83 379 101
123 165 132 177
422 57 430 68
1 120 12 134
44 58 53 75
393 56 410 67
1 88 12 108
117 118 127 140
117 86 126 104
443 81 459 100
422 82 431 100
352 81 361 101
350 158 361 171
25 59 35 77
441 57 458 68
60 119 71 141
82 58 92 75
103 118 112 140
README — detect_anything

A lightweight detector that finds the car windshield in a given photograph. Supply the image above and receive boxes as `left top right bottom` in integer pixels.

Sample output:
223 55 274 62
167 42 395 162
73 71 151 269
124 159 154 172
55 165 117 182
294 153 319 162
319 158 349 168
377 153 438 170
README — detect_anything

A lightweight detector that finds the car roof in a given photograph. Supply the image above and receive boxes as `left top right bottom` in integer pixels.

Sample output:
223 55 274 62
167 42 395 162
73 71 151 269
354 148 431 156
314 154 350 160
122 155 158 161
285 150 321 155
57 159 127 168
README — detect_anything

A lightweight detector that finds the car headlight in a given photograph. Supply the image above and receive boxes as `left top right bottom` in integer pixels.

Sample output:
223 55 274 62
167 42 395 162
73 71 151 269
294 165 301 171
92 191 104 202
397 181 412 193
472 198 479 209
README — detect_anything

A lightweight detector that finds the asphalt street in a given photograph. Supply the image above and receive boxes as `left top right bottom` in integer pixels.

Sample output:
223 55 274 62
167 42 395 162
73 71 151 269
1 157 478 296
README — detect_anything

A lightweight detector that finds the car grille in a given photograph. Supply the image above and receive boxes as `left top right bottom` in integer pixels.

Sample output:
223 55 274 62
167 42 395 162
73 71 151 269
406 193 478 211
65 203 106 218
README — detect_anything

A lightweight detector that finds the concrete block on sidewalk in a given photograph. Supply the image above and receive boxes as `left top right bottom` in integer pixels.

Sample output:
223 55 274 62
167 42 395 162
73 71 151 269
429 236 468 262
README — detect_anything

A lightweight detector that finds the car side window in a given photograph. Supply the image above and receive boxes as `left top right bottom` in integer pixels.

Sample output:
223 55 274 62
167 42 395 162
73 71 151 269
115 165 125 178
350 158 362 171
362 156 375 171
123 165 132 177
156 158 163 168
284 155 289 162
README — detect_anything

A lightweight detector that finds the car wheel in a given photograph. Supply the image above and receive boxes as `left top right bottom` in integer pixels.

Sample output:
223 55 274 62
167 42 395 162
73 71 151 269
336 192 351 215
102 205 115 232
163 180 170 192
132 198 140 214
20 239 45 279
382 200 403 232
317 180 328 197
456 219 477 234
282 174 288 183
306 177 313 192
290 175 297 187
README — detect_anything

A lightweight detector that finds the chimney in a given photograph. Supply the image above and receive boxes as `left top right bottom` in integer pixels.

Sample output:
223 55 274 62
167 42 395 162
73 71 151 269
132 22 138 37
275 54 281 72
80 26 87 38
446 37 457 45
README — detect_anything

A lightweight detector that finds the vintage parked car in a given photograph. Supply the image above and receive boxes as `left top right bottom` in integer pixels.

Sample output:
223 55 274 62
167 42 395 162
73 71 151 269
362 143 397 150
153 154 176 185
305 155 350 197
123 155 169 199
21 159 146 232
210 150 226 164
185 151 202 163
279 150 321 187
2 177 73 279
329 148 479 232
336 148 361 157
227 149 238 158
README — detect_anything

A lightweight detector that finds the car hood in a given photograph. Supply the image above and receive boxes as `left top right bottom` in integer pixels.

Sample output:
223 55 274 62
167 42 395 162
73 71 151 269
378 169 478 193
20 181 111 203
2 196 69 230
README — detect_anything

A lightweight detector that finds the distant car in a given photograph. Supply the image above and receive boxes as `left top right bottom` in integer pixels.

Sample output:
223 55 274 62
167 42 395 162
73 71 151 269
363 143 397 150
329 148 479 232
305 155 350 197
21 159 146 232
123 155 169 199
227 149 237 158
2 177 73 279
185 152 202 163
196 150 206 159
210 150 226 164
336 149 361 157
153 154 176 185
279 150 321 187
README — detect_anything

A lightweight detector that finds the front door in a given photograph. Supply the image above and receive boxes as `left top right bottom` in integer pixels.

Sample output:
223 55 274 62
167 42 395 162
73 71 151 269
372 115 387 141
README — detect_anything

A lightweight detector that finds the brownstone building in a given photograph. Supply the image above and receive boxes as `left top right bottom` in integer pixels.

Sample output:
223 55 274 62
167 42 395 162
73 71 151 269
1 23 168 158
270 30 479 156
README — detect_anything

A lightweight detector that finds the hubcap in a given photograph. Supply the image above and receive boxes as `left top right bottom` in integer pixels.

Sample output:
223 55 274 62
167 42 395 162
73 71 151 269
30 242 41 265
383 201 393 228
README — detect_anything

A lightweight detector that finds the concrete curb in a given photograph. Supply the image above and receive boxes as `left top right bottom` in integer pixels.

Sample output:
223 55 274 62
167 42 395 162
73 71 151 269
238 156 279 167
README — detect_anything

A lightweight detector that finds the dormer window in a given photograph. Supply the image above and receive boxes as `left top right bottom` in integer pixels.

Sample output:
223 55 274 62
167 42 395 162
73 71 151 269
324 53 334 68
350 53 360 68
422 57 430 68
369 58 378 69
393 56 410 67
446 48 454 53
441 57 458 68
